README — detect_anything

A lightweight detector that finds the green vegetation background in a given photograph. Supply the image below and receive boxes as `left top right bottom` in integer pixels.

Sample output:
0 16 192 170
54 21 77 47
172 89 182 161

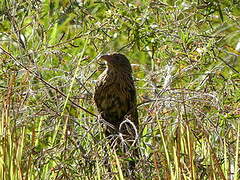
0 0 240 179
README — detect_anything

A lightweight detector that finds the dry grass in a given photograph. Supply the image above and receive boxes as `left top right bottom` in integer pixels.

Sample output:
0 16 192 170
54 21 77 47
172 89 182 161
0 0 240 179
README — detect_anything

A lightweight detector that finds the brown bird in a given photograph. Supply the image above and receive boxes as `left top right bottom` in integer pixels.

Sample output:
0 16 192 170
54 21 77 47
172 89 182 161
94 53 138 139
94 53 139 176
94 53 139 174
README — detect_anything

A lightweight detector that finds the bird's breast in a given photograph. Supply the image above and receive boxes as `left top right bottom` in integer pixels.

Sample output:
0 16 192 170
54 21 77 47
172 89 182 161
95 72 133 118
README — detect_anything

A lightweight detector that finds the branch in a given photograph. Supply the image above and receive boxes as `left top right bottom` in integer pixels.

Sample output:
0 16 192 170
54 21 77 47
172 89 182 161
0 46 97 117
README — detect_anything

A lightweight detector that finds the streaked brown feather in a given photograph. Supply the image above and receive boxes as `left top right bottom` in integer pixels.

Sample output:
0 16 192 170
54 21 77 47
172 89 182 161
94 53 139 175
94 53 138 135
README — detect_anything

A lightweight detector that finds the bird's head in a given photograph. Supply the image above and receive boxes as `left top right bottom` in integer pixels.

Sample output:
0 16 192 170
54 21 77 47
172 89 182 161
100 53 132 73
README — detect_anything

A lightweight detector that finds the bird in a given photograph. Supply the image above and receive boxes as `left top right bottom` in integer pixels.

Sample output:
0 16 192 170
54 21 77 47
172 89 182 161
94 53 138 138
94 53 139 172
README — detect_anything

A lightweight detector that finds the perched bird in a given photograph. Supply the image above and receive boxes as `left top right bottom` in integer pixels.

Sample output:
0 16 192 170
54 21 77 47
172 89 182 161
94 53 138 139
94 53 139 176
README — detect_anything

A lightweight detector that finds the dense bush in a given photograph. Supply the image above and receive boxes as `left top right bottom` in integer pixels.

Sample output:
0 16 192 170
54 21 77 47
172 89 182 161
0 0 239 179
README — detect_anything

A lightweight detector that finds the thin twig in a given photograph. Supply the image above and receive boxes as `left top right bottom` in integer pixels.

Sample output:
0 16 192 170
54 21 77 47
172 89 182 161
212 49 239 74
0 46 97 117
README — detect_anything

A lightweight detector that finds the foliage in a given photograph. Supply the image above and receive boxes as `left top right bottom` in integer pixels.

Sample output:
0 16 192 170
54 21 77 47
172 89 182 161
0 0 239 179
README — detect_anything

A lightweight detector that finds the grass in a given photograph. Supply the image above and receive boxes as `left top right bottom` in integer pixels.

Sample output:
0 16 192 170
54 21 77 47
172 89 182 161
0 0 240 179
